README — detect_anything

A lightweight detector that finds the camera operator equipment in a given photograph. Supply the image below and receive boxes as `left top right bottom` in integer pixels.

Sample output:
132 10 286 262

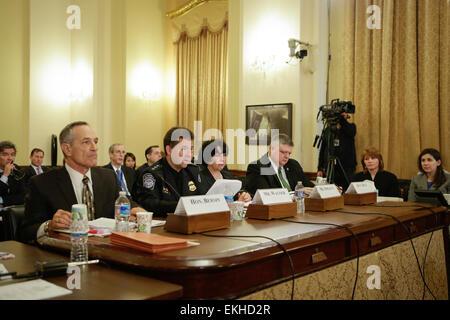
314 99 357 191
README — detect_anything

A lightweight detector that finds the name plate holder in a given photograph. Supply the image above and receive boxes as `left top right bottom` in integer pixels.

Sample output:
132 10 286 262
165 211 230 234
164 195 231 234
305 185 344 212
343 182 377 205
246 189 297 220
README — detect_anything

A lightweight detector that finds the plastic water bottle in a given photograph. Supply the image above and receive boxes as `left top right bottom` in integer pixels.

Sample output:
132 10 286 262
295 181 305 214
70 204 89 262
70 233 88 262
224 195 234 221
115 191 131 232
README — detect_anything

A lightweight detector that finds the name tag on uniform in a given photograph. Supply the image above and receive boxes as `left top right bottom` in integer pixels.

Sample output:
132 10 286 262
309 184 341 199
174 195 230 216
252 188 292 205
346 181 377 194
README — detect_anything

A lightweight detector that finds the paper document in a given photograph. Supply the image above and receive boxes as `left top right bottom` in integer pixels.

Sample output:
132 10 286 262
0 279 72 300
88 217 165 229
444 194 450 206
206 179 242 197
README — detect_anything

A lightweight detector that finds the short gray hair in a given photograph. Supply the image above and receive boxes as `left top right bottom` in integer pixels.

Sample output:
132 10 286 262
109 143 123 154
59 121 89 146
270 133 294 147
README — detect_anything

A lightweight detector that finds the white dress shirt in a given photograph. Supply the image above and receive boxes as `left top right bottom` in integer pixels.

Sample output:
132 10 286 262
37 163 94 238
268 154 289 188
31 164 43 175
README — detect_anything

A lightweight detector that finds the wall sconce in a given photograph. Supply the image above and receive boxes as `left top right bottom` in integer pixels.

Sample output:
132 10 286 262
41 58 93 105
130 63 162 102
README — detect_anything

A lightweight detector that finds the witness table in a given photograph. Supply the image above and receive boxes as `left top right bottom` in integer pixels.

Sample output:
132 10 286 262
0 241 182 300
37 202 449 299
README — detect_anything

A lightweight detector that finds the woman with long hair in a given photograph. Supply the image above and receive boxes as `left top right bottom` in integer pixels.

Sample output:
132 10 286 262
408 148 450 202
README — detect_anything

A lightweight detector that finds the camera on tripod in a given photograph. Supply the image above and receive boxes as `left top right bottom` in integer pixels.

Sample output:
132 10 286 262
317 99 355 131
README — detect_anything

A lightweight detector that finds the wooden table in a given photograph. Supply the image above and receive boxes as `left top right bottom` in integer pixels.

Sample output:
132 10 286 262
37 202 449 299
0 241 183 300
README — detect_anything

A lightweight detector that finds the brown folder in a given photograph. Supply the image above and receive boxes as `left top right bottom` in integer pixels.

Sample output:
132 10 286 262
110 232 193 253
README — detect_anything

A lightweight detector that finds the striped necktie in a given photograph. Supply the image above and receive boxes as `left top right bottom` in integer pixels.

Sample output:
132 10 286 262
36 167 42 175
278 167 292 192
82 175 95 221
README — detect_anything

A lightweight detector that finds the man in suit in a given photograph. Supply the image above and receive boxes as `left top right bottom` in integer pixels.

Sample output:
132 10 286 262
136 145 162 176
245 134 314 197
103 143 136 199
0 141 25 207
22 148 50 185
21 121 143 242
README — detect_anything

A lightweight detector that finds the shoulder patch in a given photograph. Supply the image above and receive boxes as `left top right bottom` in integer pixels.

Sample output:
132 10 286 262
143 173 156 190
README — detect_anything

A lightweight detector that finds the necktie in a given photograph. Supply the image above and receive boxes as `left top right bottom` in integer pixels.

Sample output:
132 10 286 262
278 167 292 192
36 167 42 175
82 176 95 221
116 169 129 195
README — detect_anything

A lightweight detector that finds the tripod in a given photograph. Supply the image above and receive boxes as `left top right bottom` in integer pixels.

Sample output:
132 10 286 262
318 125 351 189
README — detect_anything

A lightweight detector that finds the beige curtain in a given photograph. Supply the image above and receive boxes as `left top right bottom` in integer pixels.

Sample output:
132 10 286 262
342 0 449 179
175 22 228 135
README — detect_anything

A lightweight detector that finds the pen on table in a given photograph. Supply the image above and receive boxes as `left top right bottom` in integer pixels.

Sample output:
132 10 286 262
68 259 100 267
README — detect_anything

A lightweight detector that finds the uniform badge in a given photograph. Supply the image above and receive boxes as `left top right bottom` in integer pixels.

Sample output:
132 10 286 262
188 181 196 192
162 187 170 194
143 173 155 190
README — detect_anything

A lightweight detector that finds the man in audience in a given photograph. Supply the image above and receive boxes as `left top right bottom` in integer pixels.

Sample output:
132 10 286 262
133 127 205 218
245 134 314 197
22 148 49 185
136 145 162 176
0 141 25 207
21 121 143 242
103 143 136 198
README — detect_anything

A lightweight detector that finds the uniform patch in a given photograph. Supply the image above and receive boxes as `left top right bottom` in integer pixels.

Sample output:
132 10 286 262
188 181 196 192
143 173 156 190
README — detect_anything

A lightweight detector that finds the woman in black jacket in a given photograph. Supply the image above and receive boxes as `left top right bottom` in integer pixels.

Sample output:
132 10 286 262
351 147 400 197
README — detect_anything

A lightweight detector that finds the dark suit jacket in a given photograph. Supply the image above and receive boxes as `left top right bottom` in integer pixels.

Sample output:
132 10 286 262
21 167 122 242
245 153 314 197
0 174 25 206
22 165 50 185
102 163 136 196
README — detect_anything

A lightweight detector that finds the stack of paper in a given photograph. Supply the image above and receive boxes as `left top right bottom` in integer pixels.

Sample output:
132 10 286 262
110 232 193 253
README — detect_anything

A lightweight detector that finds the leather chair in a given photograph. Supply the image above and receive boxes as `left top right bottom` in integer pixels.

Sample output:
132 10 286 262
0 205 25 241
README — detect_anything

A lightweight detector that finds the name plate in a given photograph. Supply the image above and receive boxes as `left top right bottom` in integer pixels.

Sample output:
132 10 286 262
174 195 230 216
346 181 377 194
252 188 293 205
309 184 341 199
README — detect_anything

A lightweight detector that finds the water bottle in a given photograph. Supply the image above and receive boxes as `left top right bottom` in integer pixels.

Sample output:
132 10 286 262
295 181 305 214
70 204 89 262
224 195 234 221
115 191 131 232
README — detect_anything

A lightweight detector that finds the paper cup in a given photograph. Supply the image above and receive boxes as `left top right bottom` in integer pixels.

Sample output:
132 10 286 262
71 204 89 234
136 212 153 233
229 201 245 221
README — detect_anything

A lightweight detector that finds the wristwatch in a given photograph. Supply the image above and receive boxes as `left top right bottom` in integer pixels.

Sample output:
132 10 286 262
43 220 51 235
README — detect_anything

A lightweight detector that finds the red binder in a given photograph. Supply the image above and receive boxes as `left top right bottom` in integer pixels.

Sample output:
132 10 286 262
110 232 192 253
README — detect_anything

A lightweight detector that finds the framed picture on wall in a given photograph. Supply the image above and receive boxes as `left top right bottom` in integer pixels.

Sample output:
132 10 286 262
245 103 293 145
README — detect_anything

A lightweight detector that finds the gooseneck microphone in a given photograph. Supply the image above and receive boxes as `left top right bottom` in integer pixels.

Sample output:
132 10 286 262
153 172 181 199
